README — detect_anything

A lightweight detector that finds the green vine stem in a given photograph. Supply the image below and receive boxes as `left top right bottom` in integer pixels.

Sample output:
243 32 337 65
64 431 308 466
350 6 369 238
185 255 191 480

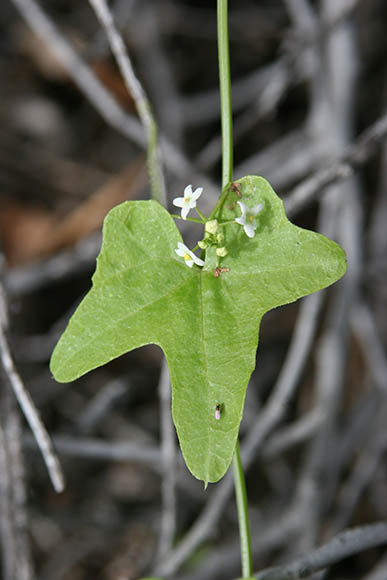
217 4 253 575
217 0 233 190
170 214 204 224
233 441 253 578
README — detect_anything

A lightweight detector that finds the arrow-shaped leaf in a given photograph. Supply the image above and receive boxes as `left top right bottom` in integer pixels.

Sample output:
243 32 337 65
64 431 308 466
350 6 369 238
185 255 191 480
50 176 346 484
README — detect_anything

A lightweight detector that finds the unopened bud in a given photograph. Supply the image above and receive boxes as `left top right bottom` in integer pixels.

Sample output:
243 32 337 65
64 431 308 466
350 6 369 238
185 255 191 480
205 220 219 235
216 246 228 257
198 240 208 249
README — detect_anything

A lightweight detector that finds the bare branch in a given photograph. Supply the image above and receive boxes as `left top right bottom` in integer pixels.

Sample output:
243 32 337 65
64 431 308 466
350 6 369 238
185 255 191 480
351 300 387 393
25 433 160 466
330 405 387 533
128 1 184 145
156 358 177 561
155 470 234 577
182 0 360 128
285 112 387 217
290 0 362 554
10 0 145 146
0 388 34 580
76 378 128 433
242 292 323 468
5 232 101 297
235 128 321 191
262 408 324 459
0 284 65 493
196 59 292 171
254 522 387 579
180 506 302 580
24 432 205 504
88 0 166 204
9 0 216 194
284 0 317 31
0 419 15 580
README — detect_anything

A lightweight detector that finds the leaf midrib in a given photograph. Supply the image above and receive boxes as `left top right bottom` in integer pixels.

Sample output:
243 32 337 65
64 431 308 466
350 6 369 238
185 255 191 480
199 272 211 481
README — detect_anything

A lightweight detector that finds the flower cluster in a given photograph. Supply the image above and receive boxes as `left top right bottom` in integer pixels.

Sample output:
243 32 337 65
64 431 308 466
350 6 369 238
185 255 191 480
172 184 264 268
198 220 226 257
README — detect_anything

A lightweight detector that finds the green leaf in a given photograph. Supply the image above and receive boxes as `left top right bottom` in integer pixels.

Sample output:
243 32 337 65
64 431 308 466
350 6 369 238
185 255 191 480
50 176 346 484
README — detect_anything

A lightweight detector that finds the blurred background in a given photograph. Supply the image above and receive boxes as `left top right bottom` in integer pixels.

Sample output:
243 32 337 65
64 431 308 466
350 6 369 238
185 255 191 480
0 0 387 579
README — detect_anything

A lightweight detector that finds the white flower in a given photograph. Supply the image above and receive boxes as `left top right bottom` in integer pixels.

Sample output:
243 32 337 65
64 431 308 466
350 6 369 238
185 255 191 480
173 185 203 220
175 242 204 268
235 201 264 238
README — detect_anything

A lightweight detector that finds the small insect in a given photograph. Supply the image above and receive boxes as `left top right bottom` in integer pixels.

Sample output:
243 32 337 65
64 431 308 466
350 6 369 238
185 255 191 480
230 182 242 198
215 402 222 420
213 267 230 278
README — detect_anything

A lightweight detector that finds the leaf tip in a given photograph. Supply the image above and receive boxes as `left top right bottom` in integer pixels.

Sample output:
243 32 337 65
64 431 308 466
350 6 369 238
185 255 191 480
49 347 78 384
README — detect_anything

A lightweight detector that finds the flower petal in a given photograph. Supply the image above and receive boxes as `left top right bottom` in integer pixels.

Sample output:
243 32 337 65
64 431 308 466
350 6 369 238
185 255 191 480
184 184 193 197
252 203 264 215
191 187 203 202
237 201 248 216
235 216 246 226
181 206 190 220
244 224 256 238
192 255 204 266
186 248 204 267
173 197 185 208
175 242 189 257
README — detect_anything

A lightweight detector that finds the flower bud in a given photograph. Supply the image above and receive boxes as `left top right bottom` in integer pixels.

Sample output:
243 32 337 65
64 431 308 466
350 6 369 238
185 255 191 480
198 240 208 249
216 246 228 257
205 220 219 235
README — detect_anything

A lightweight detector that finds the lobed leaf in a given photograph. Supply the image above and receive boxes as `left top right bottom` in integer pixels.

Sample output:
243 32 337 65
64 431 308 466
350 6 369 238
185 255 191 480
50 176 346 484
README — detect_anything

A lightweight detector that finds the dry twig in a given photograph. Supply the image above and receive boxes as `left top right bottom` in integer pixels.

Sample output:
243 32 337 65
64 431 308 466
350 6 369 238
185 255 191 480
0 392 33 580
9 0 216 196
156 359 177 561
0 284 64 493
285 112 387 217
88 0 166 205
254 522 387 579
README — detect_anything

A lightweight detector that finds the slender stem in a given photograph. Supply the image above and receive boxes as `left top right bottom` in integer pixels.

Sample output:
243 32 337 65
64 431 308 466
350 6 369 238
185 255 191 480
233 440 253 578
218 5 252 573
217 0 233 190
209 186 231 220
195 207 208 221
170 214 204 224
